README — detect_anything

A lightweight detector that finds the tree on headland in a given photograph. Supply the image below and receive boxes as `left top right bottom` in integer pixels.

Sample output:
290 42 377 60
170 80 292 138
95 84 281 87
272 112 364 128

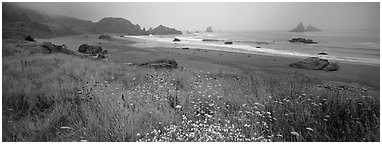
206 26 213 32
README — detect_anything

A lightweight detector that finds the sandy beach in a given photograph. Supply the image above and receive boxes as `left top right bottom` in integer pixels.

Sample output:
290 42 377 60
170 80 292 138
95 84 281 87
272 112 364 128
39 34 380 89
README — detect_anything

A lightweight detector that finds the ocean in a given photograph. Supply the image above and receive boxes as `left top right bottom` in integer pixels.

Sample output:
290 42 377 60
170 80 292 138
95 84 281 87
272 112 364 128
123 30 380 65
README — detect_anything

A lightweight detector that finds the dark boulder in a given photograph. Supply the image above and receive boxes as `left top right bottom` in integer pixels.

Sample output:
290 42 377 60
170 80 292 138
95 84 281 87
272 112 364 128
290 57 339 72
99 34 111 40
303 39 318 44
318 52 328 55
255 41 270 44
138 58 179 69
290 57 329 70
78 44 103 55
41 41 74 54
173 38 181 42
323 63 339 71
24 35 35 42
202 39 220 42
289 37 318 44
97 54 106 59
224 41 233 44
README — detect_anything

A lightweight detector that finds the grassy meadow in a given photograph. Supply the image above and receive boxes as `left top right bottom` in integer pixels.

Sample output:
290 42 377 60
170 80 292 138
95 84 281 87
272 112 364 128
2 39 380 142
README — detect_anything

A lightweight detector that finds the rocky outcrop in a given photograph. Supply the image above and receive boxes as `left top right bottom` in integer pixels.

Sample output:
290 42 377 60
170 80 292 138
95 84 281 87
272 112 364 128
99 34 111 40
41 41 74 55
78 44 106 55
318 52 328 55
138 58 179 69
206 26 213 32
202 39 220 42
289 37 318 44
24 35 35 42
290 22 321 32
290 57 339 71
173 38 181 42
148 25 182 35
323 63 339 71
92 17 146 35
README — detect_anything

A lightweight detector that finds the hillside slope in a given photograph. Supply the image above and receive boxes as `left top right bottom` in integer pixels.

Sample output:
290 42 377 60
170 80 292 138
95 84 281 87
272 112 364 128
2 3 95 39
2 3 182 39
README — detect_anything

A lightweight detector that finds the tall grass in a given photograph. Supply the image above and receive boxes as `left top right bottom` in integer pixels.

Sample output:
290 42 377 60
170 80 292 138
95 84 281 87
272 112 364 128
2 40 379 142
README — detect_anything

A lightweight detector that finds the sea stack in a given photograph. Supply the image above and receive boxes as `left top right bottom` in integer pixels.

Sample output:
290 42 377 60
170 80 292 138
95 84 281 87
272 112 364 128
306 24 321 32
206 26 213 32
290 22 321 32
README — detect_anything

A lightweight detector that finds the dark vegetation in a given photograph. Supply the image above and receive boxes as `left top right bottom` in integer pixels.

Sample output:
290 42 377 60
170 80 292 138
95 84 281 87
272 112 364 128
137 58 179 70
2 39 379 142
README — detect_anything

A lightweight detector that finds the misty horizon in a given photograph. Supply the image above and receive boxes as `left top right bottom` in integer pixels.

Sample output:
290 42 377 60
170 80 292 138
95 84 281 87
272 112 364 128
16 2 380 32
3 2 380 143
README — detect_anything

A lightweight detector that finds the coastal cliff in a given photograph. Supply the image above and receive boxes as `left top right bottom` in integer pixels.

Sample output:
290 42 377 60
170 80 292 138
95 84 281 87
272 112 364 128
91 17 147 35
148 25 182 35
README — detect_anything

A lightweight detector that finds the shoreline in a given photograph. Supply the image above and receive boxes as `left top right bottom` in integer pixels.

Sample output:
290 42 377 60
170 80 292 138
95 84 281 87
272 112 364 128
38 34 380 89
119 35 380 66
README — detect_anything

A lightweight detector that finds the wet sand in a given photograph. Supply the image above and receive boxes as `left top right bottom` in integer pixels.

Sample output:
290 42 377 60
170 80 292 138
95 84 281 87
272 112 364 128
39 34 380 90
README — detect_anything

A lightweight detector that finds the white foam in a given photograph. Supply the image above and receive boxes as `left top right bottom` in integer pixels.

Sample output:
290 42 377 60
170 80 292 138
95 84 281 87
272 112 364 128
123 34 380 65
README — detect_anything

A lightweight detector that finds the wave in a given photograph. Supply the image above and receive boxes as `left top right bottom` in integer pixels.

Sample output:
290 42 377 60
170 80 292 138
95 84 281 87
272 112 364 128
359 42 380 48
121 34 379 65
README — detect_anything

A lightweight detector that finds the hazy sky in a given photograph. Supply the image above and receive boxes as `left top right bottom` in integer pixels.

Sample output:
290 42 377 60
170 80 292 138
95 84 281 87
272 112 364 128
19 2 380 31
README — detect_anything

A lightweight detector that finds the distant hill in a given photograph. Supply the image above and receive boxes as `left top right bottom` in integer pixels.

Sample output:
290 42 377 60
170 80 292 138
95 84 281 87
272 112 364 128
148 25 182 35
2 3 182 39
2 3 94 39
91 17 147 35
290 22 320 32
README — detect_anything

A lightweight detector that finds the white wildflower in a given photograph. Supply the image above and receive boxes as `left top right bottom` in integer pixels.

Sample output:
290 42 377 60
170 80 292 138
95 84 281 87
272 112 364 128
290 131 300 137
